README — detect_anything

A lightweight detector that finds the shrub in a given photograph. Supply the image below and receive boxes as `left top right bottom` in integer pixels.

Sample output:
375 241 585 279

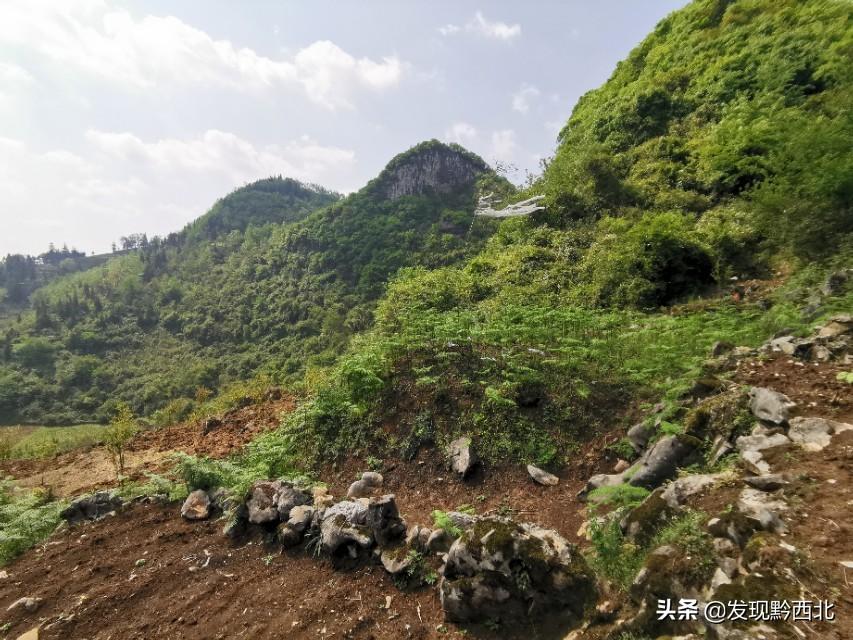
103 402 139 479
0 483 64 565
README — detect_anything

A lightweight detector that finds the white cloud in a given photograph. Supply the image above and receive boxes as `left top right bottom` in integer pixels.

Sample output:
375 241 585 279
0 0 405 109
0 131 357 255
511 84 540 114
490 129 517 163
438 11 521 42
444 122 478 145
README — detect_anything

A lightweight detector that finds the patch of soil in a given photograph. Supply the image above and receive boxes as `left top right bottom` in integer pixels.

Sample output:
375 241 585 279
0 448 169 498
733 355 853 423
129 396 297 459
0 502 579 640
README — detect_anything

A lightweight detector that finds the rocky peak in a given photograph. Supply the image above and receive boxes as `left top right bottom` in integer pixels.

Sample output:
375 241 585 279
372 140 489 201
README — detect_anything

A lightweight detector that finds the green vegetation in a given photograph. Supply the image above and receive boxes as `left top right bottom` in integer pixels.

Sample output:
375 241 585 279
0 423 105 459
102 403 139 478
0 482 64 565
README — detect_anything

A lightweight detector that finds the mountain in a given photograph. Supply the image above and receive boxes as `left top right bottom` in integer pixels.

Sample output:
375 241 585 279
0 142 504 425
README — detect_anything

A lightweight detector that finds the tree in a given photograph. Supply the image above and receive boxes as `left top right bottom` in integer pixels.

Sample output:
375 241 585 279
103 402 139 479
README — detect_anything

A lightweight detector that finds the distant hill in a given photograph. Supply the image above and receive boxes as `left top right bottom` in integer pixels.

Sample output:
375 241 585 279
0 142 505 424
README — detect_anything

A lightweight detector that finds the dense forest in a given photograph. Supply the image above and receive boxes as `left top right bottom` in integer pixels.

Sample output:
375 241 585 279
0 144 504 424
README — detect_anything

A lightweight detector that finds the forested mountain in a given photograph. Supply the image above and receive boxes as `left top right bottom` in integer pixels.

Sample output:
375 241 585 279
0 142 504 425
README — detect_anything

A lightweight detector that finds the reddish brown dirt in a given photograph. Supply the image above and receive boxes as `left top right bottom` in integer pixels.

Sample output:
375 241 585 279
733 355 853 423
130 395 297 458
0 502 584 640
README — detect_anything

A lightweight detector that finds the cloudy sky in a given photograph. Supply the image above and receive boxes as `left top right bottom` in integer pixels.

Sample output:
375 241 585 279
0 0 686 256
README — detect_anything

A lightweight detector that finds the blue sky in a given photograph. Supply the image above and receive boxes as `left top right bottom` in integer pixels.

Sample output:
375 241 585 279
0 0 686 256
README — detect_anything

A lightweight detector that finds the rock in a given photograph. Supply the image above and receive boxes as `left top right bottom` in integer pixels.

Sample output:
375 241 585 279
710 567 732 590
426 528 453 553
818 314 852 338
708 435 734 466
627 435 702 489
346 480 371 499
744 474 789 492
7 597 42 613
735 432 790 453
718 556 740 579
60 491 124 525
406 525 432 551
527 464 558 486
15 628 39 640
660 474 720 508
320 500 372 559
379 548 413 576
788 416 853 452
275 483 312 520
748 387 796 425
737 488 787 534
378 143 488 201
180 489 211 521
741 450 771 475
620 488 676 545
277 523 303 548
366 495 406 548
579 471 626 498
360 471 384 488
769 336 796 355
440 517 597 624
627 422 651 452
447 436 478 478
246 481 280 524
710 340 734 357
287 505 315 534
821 272 850 297
613 459 630 473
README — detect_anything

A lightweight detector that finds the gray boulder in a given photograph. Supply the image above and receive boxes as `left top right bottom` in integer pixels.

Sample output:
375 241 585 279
737 488 787 534
379 547 414 576
527 464 559 486
60 491 124 525
744 474 789 492
180 489 211 521
447 436 478 478
748 387 796 425
788 416 853 452
426 528 454 553
286 505 315 534
346 479 372 499
366 494 406 547
627 422 652 453
246 481 280 524
406 524 432 551
440 517 597 623
818 314 852 339
360 471 384 488
627 435 702 489
320 500 372 559
275 483 312 521
660 474 720 508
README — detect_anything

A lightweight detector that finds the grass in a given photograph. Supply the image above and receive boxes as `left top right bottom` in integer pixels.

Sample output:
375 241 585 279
0 482 65 565
0 424 106 460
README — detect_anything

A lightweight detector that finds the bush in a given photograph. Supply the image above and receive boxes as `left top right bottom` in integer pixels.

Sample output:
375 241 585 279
103 403 139 478
0 483 64 565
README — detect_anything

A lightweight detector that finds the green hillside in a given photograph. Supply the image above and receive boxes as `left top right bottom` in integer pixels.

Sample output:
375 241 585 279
0 143 503 424
216 0 852 480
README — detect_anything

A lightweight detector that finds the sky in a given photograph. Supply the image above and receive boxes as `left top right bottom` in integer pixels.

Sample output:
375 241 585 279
0 0 687 257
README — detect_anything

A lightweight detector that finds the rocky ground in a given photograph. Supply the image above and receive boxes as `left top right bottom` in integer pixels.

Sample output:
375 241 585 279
0 317 851 640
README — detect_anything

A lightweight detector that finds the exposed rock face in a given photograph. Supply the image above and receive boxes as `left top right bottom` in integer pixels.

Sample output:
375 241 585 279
440 517 597 624
376 143 487 201
246 480 312 525
320 500 372 559
181 490 211 521
447 436 478 478
527 464 559 486
748 387 796 424
627 434 702 489
60 491 124 525
788 416 853 451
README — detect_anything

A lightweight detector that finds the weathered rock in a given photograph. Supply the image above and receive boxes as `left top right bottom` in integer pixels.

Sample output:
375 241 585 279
426 528 453 553
580 471 626 498
246 481 280 524
527 464 559 486
406 525 432 551
735 432 790 453
366 495 406 547
60 491 124 525
287 505 315 534
788 416 853 452
320 500 372 559
277 522 302 548
613 459 630 473
379 547 413 576
275 484 312 520
744 474 789 492
737 488 787 534
378 143 488 201
821 272 850 297
620 488 676 545
447 436 478 478
180 489 211 521
708 435 734 466
6 597 42 613
440 517 597 623
360 471 384 488
346 480 371 499
718 556 740 579
748 387 795 425
627 422 652 453
627 435 702 489
818 314 852 339
660 474 720 508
